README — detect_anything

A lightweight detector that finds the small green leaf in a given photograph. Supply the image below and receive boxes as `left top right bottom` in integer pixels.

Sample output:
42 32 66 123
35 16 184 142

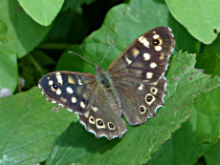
166 0 220 44
0 0 51 58
18 0 64 26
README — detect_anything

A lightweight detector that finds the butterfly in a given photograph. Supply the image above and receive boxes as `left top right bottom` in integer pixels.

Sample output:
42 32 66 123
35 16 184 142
39 27 175 140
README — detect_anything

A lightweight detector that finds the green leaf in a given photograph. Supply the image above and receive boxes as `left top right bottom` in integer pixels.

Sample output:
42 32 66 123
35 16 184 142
0 0 52 58
0 45 18 92
148 86 220 165
18 0 64 26
45 51 220 165
56 0 198 75
166 0 220 44
0 87 77 164
204 140 220 165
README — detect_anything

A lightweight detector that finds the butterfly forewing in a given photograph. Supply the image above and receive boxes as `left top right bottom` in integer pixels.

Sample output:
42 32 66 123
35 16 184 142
39 71 97 114
108 27 175 82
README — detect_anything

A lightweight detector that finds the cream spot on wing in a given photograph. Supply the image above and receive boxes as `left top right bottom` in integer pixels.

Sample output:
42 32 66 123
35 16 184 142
132 48 140 57
151 82 158 86
92 106 98 112
78 79 83 85
60 97 67 103
68 76 75 84
125 56 132 65
84 111 89 118
146 72 153 79
56 72 63 85
138 83 144 90
80 101 86 108
89 116 95 124
138 36 150 48
66 87 73 94
56 89 62 95
143 53 151 60
155 46 162 51
153 34 160 39
150 62 157 68
48 80 53 85
159 54 165 60
71 97 77 103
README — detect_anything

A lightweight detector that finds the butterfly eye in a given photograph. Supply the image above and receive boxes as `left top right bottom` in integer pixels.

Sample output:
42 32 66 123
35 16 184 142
152 39 160 46
108 122 115 130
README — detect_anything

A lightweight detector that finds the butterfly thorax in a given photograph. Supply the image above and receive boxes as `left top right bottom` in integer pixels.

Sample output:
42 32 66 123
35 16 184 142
95 64 122 116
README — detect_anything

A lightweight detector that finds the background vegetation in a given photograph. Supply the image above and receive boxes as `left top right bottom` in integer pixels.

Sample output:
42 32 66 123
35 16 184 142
0 0 220 164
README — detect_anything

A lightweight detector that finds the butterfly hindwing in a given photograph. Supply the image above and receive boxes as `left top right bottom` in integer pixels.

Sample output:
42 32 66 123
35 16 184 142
78 86 127 139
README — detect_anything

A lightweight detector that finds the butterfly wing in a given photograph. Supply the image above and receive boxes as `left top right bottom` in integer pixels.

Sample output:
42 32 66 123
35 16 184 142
109 27 175 82
39 71 97 114
39 71 127 139
78 85 127 139
108 27 175 125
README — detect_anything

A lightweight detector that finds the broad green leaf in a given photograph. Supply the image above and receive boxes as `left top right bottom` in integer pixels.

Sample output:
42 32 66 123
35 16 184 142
56 0 198 75
166 0 220 44
204 140 220 165
18 0 64 26
46 50 220 165
0 87 77 165
0 0 51 58
0 45 18 92
148 87 220 165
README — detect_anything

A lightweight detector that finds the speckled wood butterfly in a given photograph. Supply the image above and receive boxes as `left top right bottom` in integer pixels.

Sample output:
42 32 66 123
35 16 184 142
39 27 175 140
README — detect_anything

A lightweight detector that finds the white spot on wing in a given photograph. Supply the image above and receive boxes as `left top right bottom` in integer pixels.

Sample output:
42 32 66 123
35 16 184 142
153 34 160 39
56 72 63 85
143 53 151 60
66 87 73 94
138 36 150 48
125 57 132 65
138 83 144 90
146 72 153 79
56 89 62 95
48 80 53 85
78 79 83 85
71 97 77 103
80 101 86 108
150 62 157 68
155 46 162 51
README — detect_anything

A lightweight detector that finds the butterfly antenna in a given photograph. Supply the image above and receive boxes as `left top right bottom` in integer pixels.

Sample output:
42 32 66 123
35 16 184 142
68 51 95 67
100 40 115 67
